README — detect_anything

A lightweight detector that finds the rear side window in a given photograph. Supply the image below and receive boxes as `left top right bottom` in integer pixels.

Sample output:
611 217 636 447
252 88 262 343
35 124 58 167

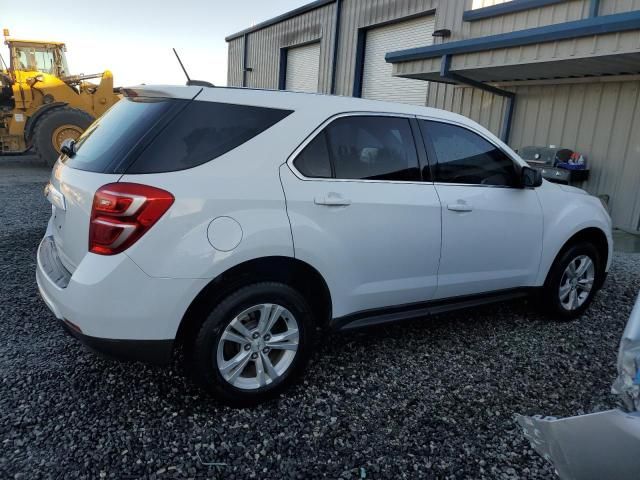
63 97 182 173
325 116 420 181
127 101 293 174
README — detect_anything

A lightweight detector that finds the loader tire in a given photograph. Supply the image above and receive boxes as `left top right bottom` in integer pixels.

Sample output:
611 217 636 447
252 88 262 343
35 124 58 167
32 107 94 167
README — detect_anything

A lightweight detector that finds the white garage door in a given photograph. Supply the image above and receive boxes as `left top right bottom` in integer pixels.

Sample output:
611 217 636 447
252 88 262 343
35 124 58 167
362 16 435 105
286 43 321 93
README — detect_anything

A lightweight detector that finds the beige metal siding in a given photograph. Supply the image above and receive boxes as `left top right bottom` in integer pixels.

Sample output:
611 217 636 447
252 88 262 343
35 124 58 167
286 42 322 92
227 37 244 87
235 2 336 92
601 0 640 15
362 15 435 104
426 81 507 135
433 0 611 44
511 80 640 230
467 0 590 38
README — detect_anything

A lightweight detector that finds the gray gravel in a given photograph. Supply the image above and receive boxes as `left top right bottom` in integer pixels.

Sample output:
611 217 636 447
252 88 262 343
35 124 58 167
1 166 639 479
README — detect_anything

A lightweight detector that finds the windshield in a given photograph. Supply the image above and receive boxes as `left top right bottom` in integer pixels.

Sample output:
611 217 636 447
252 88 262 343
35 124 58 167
13 45 68 76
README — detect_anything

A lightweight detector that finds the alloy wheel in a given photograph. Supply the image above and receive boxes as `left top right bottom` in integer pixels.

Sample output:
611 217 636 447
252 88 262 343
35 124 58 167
216 303 299 390
558 255 595 311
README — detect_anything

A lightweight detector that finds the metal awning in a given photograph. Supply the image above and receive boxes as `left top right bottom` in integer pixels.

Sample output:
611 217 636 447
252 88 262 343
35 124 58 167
396 52 640 84
386 10 640 84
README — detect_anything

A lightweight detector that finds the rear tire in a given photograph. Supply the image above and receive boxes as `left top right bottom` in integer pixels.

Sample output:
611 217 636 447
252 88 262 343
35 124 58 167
190 282 314 407
542 242 602 320
32 107 94 167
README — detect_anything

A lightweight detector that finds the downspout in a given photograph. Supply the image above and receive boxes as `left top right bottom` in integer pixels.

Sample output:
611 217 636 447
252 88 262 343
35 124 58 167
330 0 343 95
589 0 600 17
440 54 516 143
242 33 249 87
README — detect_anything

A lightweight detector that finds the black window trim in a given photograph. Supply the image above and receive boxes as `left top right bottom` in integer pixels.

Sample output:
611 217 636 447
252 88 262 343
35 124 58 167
288 111 432 184
417 117 524 189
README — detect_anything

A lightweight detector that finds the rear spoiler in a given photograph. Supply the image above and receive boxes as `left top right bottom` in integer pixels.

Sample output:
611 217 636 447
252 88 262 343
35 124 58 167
120 85 203 100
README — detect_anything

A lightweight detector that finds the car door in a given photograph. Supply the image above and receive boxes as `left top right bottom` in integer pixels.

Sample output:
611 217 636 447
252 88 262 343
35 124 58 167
280 114 442 319
418 119 544 300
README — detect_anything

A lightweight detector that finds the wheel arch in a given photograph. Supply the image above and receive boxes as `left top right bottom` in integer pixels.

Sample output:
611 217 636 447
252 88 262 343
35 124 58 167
543 227 610 288
175 256 333 349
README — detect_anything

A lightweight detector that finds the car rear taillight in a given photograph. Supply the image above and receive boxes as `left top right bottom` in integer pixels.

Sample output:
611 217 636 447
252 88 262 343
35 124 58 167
89 183 174 255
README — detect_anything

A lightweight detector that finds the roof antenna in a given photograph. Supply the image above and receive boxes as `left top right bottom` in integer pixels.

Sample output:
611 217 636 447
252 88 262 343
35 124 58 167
172 48 214 88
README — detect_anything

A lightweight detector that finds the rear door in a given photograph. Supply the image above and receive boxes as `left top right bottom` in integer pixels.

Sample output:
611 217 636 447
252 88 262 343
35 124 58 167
280 114 442 319
418 119 543 299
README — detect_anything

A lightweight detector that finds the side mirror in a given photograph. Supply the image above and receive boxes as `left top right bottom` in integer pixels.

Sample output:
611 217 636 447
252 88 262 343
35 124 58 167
521 166 542 188
60 138 76 158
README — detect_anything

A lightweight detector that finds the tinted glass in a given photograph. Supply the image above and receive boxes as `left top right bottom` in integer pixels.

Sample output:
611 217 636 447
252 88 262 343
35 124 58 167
293 131 332 178
325 116 420 181
127 101 293 174
421 121 518 187
63 97 181 173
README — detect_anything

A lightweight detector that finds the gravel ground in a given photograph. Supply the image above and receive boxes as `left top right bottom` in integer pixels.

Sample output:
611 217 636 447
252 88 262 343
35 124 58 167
1 166 639 479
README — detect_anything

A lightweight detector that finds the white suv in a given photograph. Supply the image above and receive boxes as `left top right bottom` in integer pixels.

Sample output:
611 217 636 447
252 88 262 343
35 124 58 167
37 86 613 405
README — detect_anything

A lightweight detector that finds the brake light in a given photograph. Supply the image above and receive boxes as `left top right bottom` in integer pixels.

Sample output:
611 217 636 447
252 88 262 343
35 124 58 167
89 183 174 255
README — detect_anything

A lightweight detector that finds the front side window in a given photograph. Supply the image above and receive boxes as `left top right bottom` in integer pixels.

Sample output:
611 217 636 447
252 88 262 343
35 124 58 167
421 121 518 187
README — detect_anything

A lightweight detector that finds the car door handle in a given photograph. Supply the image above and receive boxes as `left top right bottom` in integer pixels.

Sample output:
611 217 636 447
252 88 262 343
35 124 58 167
447 202 473 212
314 195 352 207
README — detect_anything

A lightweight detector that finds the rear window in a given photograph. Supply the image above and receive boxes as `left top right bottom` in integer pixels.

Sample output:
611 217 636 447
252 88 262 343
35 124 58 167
62 96 183 173
126 101 293 174
64 97 293 174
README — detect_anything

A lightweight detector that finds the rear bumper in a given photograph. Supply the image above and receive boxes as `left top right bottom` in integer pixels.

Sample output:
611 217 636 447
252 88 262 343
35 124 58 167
36 234 208 365
60 320 174 365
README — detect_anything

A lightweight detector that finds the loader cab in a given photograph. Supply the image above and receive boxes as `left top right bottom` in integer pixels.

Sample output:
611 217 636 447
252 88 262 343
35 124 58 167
7 40 69 78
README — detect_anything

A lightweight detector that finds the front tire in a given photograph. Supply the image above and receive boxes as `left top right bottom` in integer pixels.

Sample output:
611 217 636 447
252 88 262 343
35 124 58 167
542 242 601 320
191 282 314 406
32 107 94 167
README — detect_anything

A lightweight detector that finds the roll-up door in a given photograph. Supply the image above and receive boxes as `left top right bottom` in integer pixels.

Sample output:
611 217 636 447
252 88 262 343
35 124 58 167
362 16 435 105
286 43 321 93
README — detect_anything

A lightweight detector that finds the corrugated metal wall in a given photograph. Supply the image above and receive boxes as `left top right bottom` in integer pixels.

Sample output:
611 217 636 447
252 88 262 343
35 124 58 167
248 3 336 91
228 3 336 91
426 82 506 135
511 80 640 230
226 0 640 230
601 0 640 14
226 3 335 91
227 36 244 87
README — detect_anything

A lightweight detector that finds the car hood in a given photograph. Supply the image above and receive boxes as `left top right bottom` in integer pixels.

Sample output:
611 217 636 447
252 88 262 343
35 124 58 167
557 184 588 195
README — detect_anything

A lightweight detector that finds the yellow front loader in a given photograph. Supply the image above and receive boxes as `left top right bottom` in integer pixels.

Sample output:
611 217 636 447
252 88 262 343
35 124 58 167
0 29 120 165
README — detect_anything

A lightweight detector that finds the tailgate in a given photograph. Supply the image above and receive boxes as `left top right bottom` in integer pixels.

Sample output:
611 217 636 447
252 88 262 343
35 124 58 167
47 162 120 272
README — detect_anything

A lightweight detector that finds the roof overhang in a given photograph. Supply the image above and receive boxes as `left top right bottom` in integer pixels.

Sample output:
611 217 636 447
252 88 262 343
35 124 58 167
386 10 640 84
226 0 335 41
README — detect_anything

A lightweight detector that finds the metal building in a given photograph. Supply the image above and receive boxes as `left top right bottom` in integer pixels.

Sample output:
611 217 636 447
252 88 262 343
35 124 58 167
226 0 640 232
